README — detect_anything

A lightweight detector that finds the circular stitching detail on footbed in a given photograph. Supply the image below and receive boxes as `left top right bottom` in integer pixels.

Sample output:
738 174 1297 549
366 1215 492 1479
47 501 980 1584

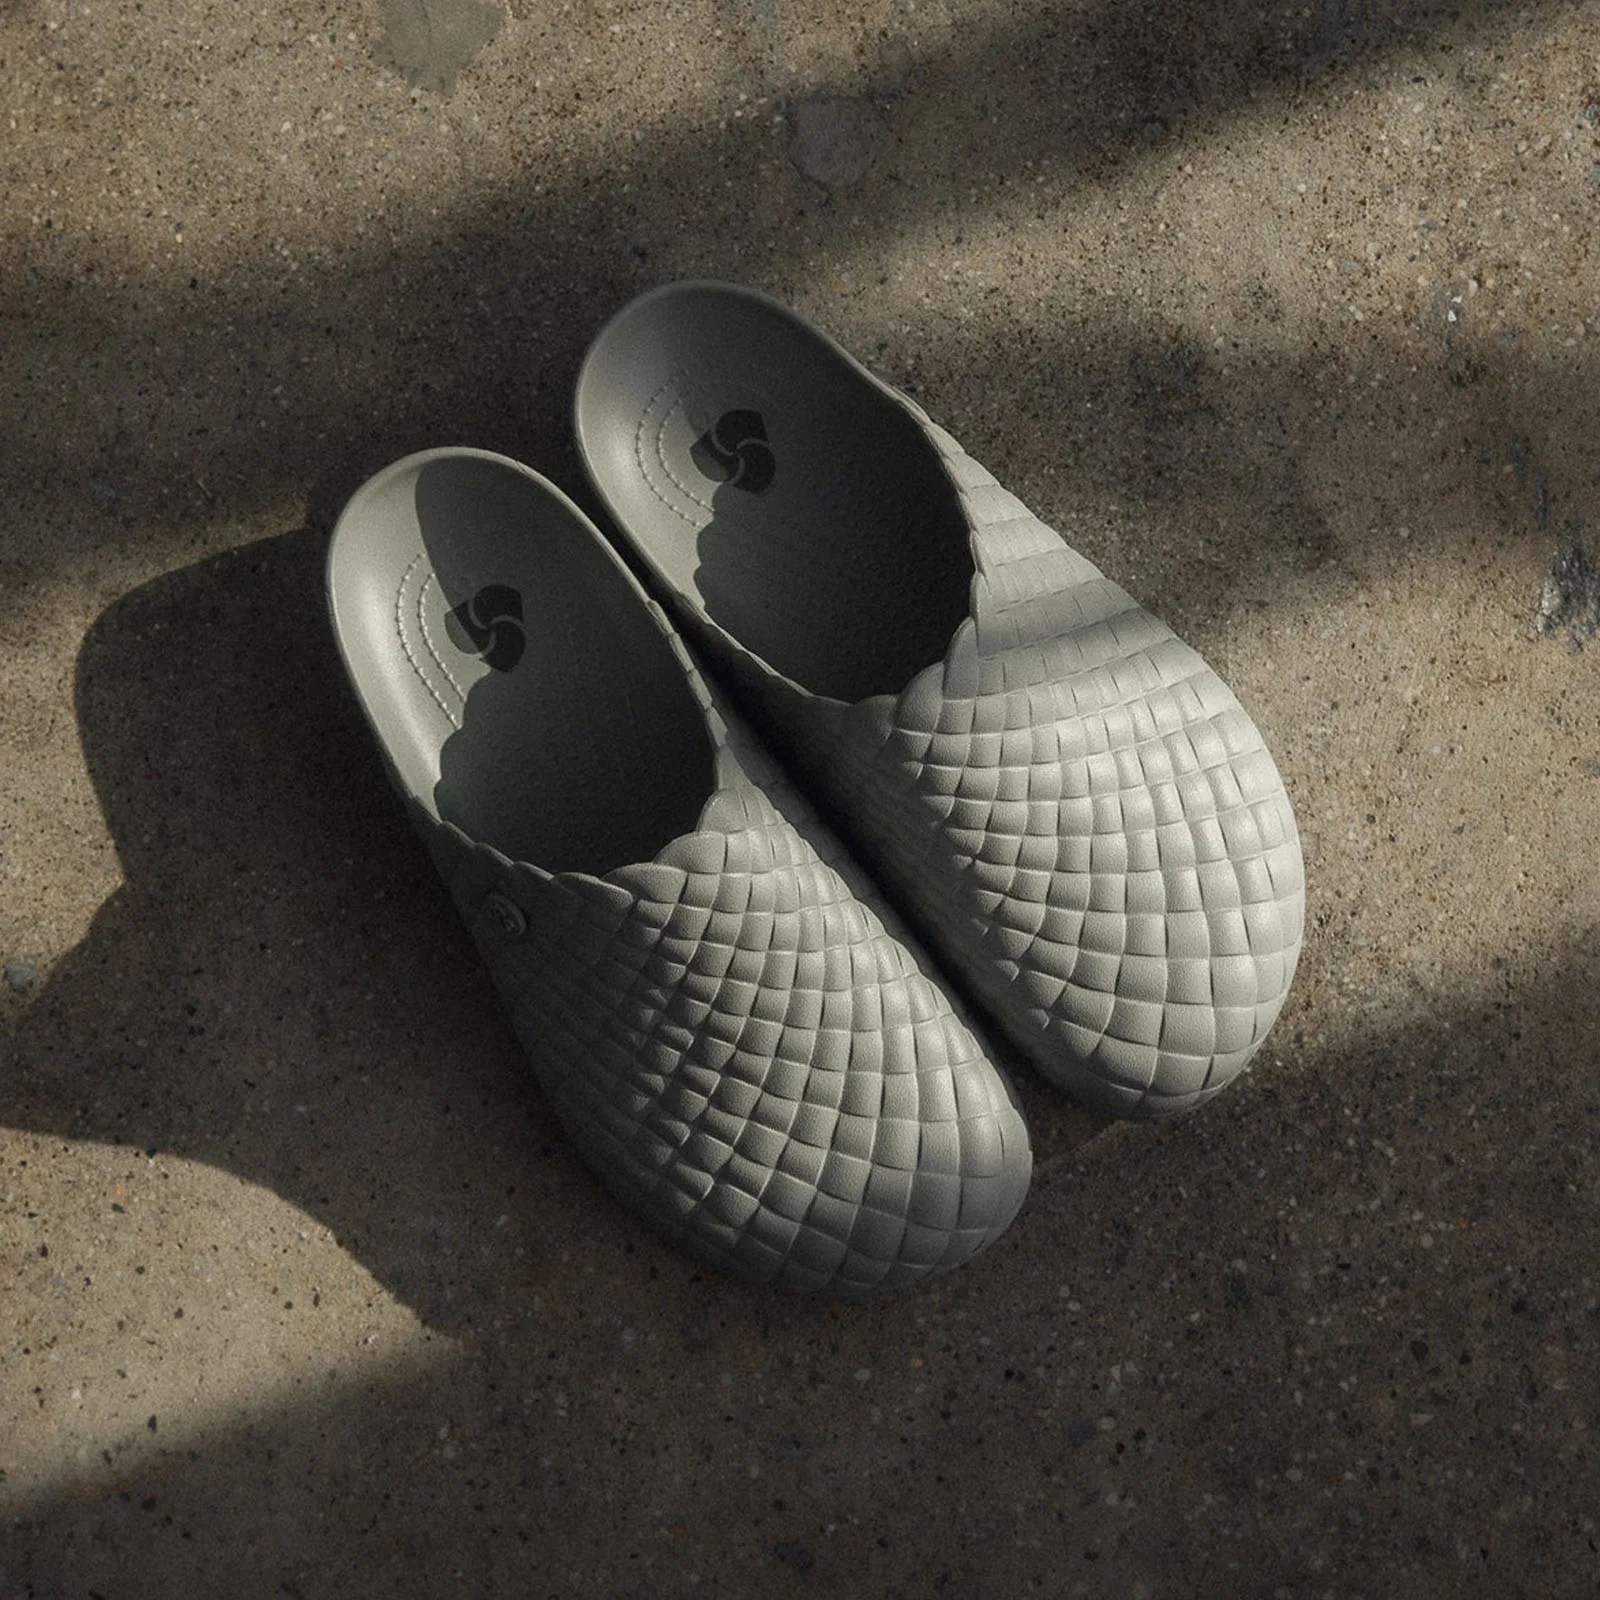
394 554 463 728
416 572 470 705
633 376 708 527
651 389 718 513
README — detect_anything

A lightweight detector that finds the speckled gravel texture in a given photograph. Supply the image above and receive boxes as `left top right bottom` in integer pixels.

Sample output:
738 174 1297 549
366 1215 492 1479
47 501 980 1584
3 2 1598 1596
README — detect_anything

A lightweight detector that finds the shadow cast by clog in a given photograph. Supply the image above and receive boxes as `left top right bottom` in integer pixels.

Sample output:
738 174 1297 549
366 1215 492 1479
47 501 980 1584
0 527 652 1331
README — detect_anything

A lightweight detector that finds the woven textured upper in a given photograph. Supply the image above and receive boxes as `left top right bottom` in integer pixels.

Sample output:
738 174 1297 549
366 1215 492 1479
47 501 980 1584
417 641 1031 1296
691 422 1306 1119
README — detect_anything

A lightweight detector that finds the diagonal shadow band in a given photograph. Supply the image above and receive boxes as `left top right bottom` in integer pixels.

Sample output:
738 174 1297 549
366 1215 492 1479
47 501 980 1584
4 269 1593 644
1 0 1587 625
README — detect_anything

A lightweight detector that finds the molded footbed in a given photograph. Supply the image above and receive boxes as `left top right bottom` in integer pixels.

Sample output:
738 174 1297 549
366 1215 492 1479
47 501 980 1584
575 283 974 703
327 449 714 875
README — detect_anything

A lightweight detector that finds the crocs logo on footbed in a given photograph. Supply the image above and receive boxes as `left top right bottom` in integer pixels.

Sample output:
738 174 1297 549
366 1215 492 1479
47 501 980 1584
444 585 525 673
690 409 775 494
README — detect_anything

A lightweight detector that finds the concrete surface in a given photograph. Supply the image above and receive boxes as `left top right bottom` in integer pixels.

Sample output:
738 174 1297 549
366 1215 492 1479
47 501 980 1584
3 0 1598 1594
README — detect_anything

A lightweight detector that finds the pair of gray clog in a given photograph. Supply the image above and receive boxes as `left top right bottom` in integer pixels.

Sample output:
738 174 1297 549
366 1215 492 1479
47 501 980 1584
328 282 1305 1298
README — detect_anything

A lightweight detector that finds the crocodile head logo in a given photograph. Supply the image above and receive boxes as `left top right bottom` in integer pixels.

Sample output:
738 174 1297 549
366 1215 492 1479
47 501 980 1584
690 409 775 495
444 584 525 673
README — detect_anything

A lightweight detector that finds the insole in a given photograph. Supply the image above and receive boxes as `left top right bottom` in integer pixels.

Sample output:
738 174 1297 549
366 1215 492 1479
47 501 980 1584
577 285 974 703
329 451 714 875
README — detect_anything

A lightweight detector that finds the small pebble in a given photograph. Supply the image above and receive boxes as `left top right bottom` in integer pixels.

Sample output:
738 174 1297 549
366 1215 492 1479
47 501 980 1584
4 962 37 993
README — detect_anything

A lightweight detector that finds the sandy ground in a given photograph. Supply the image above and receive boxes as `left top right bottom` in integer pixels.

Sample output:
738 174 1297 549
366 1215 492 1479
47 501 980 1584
3 1 1598 1595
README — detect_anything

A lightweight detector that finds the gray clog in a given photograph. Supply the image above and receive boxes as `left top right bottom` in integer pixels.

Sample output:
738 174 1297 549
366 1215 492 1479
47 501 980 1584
327 448 1030 1295
576 284 1306 1119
